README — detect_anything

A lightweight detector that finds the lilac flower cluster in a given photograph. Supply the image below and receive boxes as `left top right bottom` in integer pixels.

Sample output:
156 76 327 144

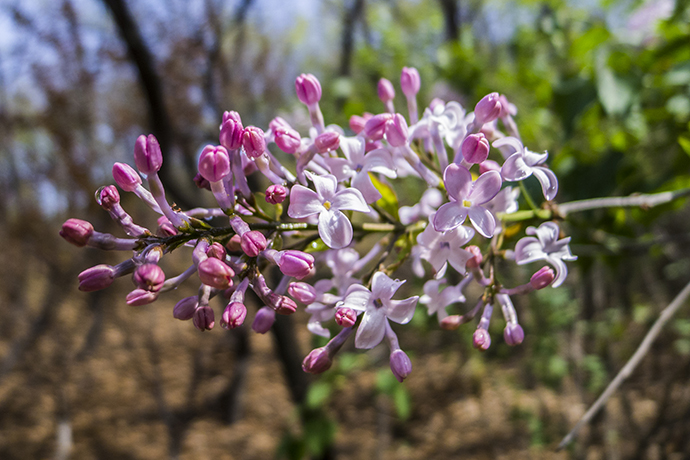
61 68 576 382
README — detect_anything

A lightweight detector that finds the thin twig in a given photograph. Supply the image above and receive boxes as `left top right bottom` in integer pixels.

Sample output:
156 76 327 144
557 278 690 451
558 188 690 216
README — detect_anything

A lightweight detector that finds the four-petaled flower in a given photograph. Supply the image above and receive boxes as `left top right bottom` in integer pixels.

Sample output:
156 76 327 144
419 277 469 322
339 272 419 349
514 221 577 287
288 173 370 249
433 163 502 237
417 213 475 277
495 136 558 201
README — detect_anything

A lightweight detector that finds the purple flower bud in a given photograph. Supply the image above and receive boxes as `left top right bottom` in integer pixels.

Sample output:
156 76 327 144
389 349 412 382
295 73 322 105
157 216 177 237
479 159 501 175
133 263 165 292
472 328 491 351
349 114 369 134
400 67 421 97
465 245 483 269
302 347 332 374
273 295 298 315
274 127 301 154
440 315 461 330
275 250 315 280
265 184 288 204
60 218 94 247
193 172 212 190
504 323 525 346
384 113 409 147
197 257 235 290
335 307 357 328
241 126 266 159
198 145 231 182
241 231 267 257
252 306 275 334
98 185 120 211
364 113 393 140
288 282 316 304
112 163 142 192
133 134 163 175
126 288 158 306
429 97 445 112
314 131 340 154
474 92 502 126
222 110 242 125
206 242 227 260
219 116 244 151
269 116 290 132
377 78 396 102
173 296 198 320
78 264 115 292
221 302 247 329
530 266 555 290
461 133 490 164
226 234 242 253
193 305 215 331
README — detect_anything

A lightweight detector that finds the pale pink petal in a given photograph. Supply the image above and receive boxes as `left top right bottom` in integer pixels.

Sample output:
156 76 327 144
443 163 472 201
433 201 468 232
318 209 353 249
331 188 370 213
355 310 386 349
492 136 524 156
384 297 418 324
342 284 372 312
523 149 549 166
469 170 502 204
532 166 559 201
514 237 547 264
310 173 338 201
501 152 532 181
323 157 354 182
468 205 496 238
446 247 472 275
546 257 568 288
307 320 331 338
363 149 397 178
530 221 560 246
288 185 324 218
352 172 382 203
339 136 365 164
371 272 404 301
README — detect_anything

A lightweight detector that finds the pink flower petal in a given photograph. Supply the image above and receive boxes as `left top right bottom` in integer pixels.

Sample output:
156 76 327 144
433 202 468 232
331 188 370 213
514 237 546 264
355 310 386 349
288 185 323 218
310 173 338 201
351 172 381 203
443 163 472 201
532 166 559 201
468 205 496 238
501 152 532 181
385 297 419 324
318 209 353 249
469 170 502 204
371 272 404 300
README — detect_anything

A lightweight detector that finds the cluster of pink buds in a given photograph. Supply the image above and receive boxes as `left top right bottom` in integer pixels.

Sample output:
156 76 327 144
61 68 576 382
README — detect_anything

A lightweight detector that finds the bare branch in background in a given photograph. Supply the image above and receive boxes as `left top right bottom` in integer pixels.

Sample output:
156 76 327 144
437 0 459 42
339 0 366 77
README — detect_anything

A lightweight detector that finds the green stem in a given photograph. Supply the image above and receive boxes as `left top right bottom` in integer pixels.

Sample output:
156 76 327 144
518 181 539 212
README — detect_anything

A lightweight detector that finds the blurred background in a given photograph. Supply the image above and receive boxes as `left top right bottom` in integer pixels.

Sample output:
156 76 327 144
2 0 690 458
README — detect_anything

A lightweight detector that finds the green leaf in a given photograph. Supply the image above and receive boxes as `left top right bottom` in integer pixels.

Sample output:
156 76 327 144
306 381 332 409
678 136 690 158
370 173 399 220
596 50 634 116
393 385 411 420
305 238 328 253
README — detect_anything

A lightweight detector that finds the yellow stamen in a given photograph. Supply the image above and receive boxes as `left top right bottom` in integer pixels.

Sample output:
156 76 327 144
323 200 331 210
462 199 472 207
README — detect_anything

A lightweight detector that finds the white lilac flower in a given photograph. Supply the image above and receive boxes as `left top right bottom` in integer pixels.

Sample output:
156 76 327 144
433 164 502 238
324 136 397 203
514 221 577 288
419 277 471 322
494 136 558 201
288 173 370 249
339 272 418 349
417 214 475 278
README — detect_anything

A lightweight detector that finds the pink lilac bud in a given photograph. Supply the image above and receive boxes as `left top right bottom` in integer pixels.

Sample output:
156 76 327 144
133 263 165 292
206 242 227 260
530 266 555 290
226 234 242 252
198 145 231 182
273 295 298 315
193 305 215 331
390 349 412 382
349 114 369 134
400 67 421 96
265 184 288 204
335 307 357 328
78 264 115 292
112 163 142 192
440 315 461 330
219 117 244 151
377 78 395 102
429 97 445 112
472 328 491 351
252 306 276 334
269 116 290 131
133 134 163 175
461 133 490 164
275 250 315 280
474 92 502 126
242 126 266 159
295 73 322 105
126 288 158 306
288 282 316 304
193 172 211 190
241 231 267 257
98 185 120 211
302 347 332 374
314 131 340 154
504 323 525 346
274 127 301 154
221 302 247 329
384 113 408 147
465 245 483 269
157 216 177 237
479 159 501 175
363 113 393 140
60 218 94 247
498 94 516 118
198 258 234 290
173 296 198 320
